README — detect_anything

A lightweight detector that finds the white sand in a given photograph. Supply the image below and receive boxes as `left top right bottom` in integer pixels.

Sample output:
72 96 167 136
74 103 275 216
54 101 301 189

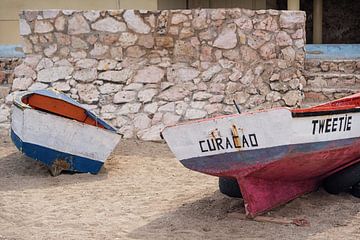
0 131 359 239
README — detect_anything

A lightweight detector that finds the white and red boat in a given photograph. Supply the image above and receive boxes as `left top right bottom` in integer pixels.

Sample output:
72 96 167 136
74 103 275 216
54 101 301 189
162 93 360 217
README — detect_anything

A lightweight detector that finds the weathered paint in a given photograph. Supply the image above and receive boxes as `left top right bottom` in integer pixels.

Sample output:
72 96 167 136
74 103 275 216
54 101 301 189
11 90 121 174
11 129 104 174
162 93 360 217
163 109 360 161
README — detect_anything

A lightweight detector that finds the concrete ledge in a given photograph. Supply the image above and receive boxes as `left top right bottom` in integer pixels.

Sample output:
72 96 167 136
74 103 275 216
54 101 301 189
0 45 25 58
306 44 360 60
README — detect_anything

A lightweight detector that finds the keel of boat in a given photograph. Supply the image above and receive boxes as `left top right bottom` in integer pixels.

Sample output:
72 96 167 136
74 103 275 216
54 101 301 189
237 176 319 217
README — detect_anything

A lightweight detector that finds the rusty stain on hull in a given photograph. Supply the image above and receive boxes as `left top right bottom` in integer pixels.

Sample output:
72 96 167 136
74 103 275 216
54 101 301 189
209 128 220 139
49 159 70 176
231 124 241 149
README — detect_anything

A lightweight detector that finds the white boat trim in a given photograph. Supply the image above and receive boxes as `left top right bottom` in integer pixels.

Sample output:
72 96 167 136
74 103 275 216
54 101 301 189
162 108 360 161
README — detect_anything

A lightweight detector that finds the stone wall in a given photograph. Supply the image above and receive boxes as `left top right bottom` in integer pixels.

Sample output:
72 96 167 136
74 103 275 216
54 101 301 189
0 58 21 129
303 59 360 106
1 8 306 140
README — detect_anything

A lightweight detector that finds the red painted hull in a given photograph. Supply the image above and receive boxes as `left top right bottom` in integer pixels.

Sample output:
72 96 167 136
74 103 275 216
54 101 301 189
240 144 360 216
181 138 360 217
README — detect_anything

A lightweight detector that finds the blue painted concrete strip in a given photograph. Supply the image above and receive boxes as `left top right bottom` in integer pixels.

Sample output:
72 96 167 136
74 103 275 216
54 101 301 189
0 45 25 58
2 44 359 60
306 44 360 60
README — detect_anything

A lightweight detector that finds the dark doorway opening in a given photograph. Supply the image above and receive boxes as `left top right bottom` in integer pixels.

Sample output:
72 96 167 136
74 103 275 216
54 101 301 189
277 0 360 44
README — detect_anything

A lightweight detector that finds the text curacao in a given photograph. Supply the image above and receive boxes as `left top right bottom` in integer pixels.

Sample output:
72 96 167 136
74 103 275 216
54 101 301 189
199 134 258 152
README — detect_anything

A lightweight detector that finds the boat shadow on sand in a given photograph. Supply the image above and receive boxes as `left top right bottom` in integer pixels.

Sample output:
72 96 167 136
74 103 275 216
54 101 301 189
128 190 360 240
0 151 109 191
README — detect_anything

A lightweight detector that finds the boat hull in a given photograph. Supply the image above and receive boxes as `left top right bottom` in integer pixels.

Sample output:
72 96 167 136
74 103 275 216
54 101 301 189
180 137 360 216
181 137 360 178
11 104 121 174
162 100 360 217
11 129 104 174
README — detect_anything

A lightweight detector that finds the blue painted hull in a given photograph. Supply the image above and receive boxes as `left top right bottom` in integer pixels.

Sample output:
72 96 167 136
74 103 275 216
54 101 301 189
11 129 103 174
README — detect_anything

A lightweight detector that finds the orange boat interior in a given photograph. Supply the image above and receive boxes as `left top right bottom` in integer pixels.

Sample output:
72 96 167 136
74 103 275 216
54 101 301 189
22 93 105 129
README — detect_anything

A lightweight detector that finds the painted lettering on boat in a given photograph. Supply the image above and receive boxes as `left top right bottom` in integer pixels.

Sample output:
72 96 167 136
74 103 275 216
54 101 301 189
199 134 258 152
312 114 352 135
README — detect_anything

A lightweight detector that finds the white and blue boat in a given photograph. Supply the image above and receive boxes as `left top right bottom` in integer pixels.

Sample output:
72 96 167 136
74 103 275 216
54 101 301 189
11 89 121 176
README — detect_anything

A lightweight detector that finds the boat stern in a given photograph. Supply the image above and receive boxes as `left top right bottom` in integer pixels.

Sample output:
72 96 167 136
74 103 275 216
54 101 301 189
10 90 122 175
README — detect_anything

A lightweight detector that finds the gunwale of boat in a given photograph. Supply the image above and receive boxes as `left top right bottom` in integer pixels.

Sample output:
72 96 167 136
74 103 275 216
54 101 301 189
292 92 360 116
163 93 360 128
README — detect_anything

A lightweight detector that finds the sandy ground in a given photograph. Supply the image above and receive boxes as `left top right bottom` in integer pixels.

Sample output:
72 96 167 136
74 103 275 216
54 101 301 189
0 130 359 240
